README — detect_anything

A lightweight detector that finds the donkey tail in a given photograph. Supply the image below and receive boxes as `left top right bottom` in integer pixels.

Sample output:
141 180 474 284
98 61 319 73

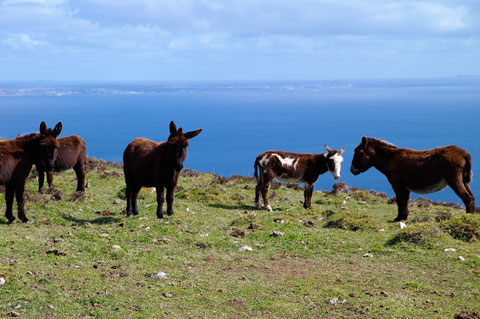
463 154 473 183
254 159 260 182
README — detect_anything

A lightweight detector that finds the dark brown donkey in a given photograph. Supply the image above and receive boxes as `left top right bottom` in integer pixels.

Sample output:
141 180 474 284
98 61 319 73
350 137 475 221
254 145 345 211
0 122 62 223
123 121 202 218
35 135 86 192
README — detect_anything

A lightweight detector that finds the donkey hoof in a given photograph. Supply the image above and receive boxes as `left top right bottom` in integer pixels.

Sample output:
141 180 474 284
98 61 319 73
166 211 174 216
255 203 262 210
157 214 164 219
266 205 273 212
20 217 33 224
7 217 16 224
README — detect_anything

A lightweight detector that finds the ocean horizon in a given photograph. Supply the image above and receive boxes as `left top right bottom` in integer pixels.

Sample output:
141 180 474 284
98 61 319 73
1 78 479 204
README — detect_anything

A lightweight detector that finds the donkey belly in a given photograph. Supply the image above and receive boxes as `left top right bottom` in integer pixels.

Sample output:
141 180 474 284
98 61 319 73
406 178 448 194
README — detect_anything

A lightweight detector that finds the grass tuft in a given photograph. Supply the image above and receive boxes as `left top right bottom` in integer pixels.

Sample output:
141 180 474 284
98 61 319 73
440 214 480 242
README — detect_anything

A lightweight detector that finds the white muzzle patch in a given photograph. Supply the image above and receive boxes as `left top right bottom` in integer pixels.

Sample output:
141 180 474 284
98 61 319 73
329 153 343 180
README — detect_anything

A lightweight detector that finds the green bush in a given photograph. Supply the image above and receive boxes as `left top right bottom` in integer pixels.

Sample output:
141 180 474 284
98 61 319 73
388 223 443 245
325 210 381 231
440 214 480 242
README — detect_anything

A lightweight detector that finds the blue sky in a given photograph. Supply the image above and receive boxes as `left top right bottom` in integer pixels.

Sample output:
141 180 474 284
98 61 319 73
0 0 479 81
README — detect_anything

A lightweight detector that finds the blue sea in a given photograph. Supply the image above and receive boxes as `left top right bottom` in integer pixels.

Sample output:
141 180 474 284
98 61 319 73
0 79 479 204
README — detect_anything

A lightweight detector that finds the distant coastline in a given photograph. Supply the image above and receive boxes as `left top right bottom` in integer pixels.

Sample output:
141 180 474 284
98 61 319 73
1 77 480 97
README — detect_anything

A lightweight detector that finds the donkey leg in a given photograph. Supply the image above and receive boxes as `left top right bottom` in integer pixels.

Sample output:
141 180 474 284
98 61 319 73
38 169 45 192
125 185 133 217
132 185 141 216
46 171 54 190
255 180 262 210
303 183 314 209
15 182 30 223
464 183 476 212
261 178 273 212
448 176 475 213
393 187 410 221
5 184 15 223
156 187 165 219
73 160 85 192
166 186 175 216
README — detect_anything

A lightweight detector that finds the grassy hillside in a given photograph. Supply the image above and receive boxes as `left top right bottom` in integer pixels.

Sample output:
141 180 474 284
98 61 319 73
0 158 479 318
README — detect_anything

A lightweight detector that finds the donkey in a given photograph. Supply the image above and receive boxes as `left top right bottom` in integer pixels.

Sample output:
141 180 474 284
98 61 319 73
254 145 345 211
0 122 62 223
35 135 86 192
350 136 475 221
123 121 202 218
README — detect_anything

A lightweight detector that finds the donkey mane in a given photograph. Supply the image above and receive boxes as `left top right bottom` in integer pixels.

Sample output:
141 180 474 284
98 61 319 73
16 132 40 140
369 138 398 148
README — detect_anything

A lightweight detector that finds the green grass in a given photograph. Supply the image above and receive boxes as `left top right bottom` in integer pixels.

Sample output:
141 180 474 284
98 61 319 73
0 160 479 318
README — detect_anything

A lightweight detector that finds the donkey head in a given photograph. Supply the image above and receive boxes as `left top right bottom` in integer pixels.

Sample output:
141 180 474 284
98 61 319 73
324 144 345 180
38 121 62 171
167 121 202 171
350 136 374 175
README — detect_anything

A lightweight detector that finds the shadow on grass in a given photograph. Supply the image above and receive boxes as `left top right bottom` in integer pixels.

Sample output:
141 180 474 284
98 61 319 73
61 213 121 225
208 203 255 211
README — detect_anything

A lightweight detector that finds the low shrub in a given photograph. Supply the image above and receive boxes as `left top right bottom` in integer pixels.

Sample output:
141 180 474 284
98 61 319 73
325 210 381 231
388 223 443 245
440 214 480 242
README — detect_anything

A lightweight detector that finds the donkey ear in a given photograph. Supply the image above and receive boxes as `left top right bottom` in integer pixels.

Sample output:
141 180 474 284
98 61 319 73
339 147 345 155
52 122 62 138
324 144 332 152
40 122 47 135
361 136 368 147
184 128 202 140
169 121 177 135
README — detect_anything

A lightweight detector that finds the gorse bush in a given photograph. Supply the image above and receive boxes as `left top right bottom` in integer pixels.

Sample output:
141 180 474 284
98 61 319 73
440 214 480 242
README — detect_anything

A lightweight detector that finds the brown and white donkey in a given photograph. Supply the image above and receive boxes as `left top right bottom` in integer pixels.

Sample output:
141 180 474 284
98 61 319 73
254 145 345 211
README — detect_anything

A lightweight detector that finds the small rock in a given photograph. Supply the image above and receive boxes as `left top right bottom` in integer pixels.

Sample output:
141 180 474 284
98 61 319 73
303 220 315 227
458 256 465 261
229 229 245 238
271 231 284 237
161 237 171 242
144 227 151 231
328 297 347 305
86 182 91 188
332 182 349 194
99 233 109 237
151 272 167 279
186 208 190 212
53 238 63 243
444 248 456 252
3 257 17 265
163 292 174 298
240 245 253 251
0 277 5 285
26 271 33 275
13 305 21 309
113 198 121 205
399 222 407 229
112 245 121 249
199 233 208 237
47 304 55 309
46 248 67 256
151 238 158 243
378 229 385 232
358 200 367 205
381 291 388 296
363 253 373 258
6 311 20 317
